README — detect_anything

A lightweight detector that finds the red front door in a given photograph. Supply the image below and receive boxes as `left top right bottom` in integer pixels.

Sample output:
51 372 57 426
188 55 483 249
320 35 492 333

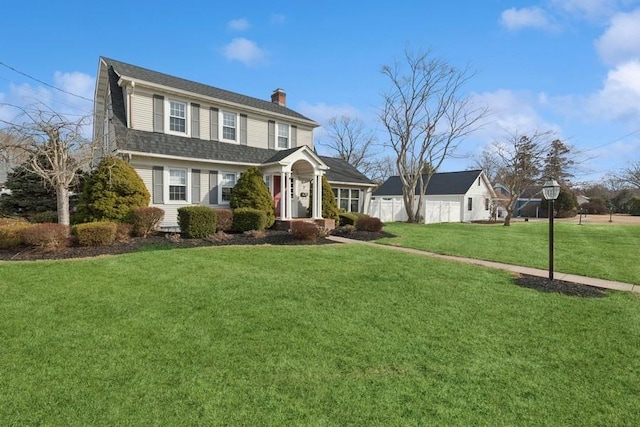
273 175 282 217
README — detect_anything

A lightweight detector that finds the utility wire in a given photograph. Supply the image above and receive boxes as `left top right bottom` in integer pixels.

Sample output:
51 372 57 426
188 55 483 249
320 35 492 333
0 60 93 102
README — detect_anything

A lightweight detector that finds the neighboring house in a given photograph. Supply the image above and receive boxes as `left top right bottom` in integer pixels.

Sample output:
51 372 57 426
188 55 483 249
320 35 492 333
93 57 374 229
514 185 543 218
370 170 496 223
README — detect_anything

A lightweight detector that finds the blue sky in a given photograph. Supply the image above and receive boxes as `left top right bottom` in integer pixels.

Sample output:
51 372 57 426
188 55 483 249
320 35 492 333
1 0 639 182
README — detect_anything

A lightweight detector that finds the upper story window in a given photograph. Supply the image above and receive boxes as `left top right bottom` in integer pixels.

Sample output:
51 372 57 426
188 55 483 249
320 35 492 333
222 111 237 141
277 123 289 149
169 168 187 201
169 100 187 133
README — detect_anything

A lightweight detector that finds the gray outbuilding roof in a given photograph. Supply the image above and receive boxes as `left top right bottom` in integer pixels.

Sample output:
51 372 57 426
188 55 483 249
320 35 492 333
373 170 484 196
101 57 316 123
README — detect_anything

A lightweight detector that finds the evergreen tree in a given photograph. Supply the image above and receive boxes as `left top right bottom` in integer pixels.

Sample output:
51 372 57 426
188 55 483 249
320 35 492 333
75 156 150 223
1 156 57 216
543 139 574 186
540 185 577 217
229 166 276 228
308 176 339 221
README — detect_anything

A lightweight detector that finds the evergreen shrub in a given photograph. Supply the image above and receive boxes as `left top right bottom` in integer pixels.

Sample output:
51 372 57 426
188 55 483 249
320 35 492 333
178 206 217 238
73 222 118 246
233 207 267 232
0 220 31 249
30 211 59 223
339 212 359 226
229 167 275 228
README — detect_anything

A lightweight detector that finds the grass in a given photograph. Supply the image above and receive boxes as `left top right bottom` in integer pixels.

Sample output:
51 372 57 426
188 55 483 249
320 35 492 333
379 221 640 284
1 245 640 425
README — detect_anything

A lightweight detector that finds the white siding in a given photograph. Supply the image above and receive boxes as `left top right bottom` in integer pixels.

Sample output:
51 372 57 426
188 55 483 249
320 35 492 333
131 90 154 132
462 176 493 222
247 115 268 148
296 126 314 149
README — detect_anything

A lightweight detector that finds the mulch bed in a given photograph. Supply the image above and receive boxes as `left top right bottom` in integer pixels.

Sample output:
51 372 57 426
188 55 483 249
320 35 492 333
515 274 607 298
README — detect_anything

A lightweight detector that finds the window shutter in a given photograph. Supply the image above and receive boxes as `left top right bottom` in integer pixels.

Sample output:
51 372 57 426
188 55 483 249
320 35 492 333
152 166 164 204
191 104 200 138
153 95 164 133
240 114 247 145
210 107 219 140
192 169 201 203
209 171 218 205
268 120 275 149
291 125 297 148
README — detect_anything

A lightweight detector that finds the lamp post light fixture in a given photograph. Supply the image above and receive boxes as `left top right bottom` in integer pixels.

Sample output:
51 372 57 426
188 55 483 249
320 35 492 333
542 179 561 281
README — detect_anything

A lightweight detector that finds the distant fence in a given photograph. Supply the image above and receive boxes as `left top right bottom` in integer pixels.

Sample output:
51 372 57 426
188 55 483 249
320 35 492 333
369 199 461 224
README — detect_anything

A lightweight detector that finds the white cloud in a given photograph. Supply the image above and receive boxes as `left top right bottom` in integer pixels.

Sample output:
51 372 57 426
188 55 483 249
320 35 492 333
227 18 250 31
270 13 285 25
550 0 626 20
500 7 556 31
594 9 640 65
222 38 268 66
588 60 640 121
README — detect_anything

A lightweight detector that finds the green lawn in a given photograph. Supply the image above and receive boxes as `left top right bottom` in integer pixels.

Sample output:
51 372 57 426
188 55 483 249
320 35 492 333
380 221 640 285
1 245 640 425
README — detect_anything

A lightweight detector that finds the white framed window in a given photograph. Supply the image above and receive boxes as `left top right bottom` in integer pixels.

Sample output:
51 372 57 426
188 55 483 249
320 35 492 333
334 188 360 212
221 111 237 142
169 100 187 134
169 168 187 201
277 123 289 149
468 197 473 211
264 175 272 193
220 172 237 204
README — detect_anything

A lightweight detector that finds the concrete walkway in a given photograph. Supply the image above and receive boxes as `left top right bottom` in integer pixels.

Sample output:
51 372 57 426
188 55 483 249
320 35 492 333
327 236 640 294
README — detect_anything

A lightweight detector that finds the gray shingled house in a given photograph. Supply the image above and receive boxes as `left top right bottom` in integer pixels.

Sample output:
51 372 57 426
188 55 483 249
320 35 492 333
370 170 496 223
93 57 375 229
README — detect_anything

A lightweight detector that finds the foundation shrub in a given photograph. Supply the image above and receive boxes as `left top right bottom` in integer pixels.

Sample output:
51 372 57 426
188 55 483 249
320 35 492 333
355 217 383 232
0 220 31 249
21 223 69 251
339 212 359 226
233 208 267 232
115 223 133 242
73 221 118 246
131 207 164 237
291 221 319 241
177 206 217 238
215 209 234 232
229 167 275 228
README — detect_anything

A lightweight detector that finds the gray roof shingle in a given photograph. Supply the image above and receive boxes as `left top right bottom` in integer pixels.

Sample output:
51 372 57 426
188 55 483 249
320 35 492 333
373 170 483 196
102 57 316 124
319 156 375 185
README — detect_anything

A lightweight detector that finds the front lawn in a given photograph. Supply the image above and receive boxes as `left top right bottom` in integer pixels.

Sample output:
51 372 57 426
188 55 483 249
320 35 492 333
1 245 639 425
380 222 640 284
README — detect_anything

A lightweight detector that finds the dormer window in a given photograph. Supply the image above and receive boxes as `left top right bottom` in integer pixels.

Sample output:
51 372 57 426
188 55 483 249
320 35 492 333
222 111 237 141
169 100 187 133
277 123 289 149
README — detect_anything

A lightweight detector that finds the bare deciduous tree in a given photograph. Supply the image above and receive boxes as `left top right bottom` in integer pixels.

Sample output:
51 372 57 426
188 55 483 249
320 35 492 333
617 160 640 189
486 130 552 226
1 107 93 226
380 49 487 222
319 115 377 176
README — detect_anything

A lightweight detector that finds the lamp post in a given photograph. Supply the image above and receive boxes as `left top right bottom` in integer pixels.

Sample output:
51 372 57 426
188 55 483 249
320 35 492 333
542 179 561 281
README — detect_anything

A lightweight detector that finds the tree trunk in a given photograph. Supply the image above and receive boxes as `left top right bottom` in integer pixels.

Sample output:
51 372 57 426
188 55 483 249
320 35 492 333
56 185 70 227
503 211 512 226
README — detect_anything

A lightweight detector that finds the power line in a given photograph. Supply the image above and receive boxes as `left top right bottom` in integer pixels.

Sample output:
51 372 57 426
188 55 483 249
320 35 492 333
0 60 93 103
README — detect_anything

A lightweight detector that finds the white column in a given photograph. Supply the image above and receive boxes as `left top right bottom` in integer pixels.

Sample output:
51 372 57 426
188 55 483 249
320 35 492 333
314 174 323 219
279 173 286 220
312 175 319 219
284 171 292 219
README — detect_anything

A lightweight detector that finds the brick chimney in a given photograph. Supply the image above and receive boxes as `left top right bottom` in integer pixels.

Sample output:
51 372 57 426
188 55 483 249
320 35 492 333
271 88 286 107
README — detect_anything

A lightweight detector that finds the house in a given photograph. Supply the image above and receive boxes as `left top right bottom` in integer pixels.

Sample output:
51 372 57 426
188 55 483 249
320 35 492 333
93 57 375 229
370 170 496 223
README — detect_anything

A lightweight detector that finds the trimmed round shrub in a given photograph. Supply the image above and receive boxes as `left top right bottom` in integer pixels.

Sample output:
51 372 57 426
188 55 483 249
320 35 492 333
291 221 319 241
339 212 359 226
178 206 217 238
233 207 267 232
355 217 383 232
215 209 234 232
73 222 118 246
0 220 31 249
230 167 275 228
76 156 150 223
22 223 69 251
115 223 133 242
131 207 164 237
